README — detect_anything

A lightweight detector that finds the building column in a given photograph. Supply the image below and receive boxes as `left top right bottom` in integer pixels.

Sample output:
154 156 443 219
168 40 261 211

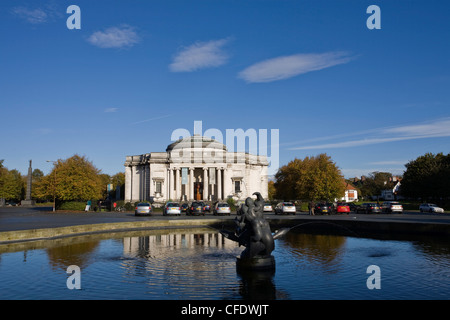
203 167 208 200
169 168 174 200
223 168 231 199
143 165 148 201
189 167 194 200
132 166 140 202
147 164 152 200
165 168 169 201
175 167 180 201
125 166 132 202
217 168 222 200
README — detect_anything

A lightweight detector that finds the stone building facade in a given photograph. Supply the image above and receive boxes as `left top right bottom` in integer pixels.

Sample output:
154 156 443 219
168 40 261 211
124 135 268 204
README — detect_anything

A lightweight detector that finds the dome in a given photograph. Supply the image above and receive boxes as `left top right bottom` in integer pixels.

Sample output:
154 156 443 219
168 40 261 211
166 135 227 152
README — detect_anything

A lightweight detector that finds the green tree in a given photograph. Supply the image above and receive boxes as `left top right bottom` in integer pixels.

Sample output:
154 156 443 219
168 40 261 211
0 167 25 201
111 172 125 199
275 154 345 201
268 180 276 200
36 155 104 202
30 168 45 201
401 152 450 201
360 171 393 198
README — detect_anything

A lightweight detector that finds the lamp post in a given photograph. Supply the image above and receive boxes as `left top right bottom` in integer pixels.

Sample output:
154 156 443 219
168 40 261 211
46 160 57 212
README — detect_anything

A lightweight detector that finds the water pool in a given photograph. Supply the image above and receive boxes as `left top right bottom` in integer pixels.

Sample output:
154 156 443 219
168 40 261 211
0 228 449 299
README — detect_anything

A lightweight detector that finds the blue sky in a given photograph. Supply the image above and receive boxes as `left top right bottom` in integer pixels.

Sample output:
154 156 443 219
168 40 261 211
1 0 449 179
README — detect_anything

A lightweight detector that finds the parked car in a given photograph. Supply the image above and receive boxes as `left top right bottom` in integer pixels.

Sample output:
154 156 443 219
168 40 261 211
163 202 181 216
336 203 350 214
345 202 358 212
356 203 381 214
214 202 231 216
263 203 273 212
419 203 444 213
135 202 152 216
181 203 189 213
382 201 403 213
275 202 296 215
188 201 205 216
204 203 211 212
314 202 334 215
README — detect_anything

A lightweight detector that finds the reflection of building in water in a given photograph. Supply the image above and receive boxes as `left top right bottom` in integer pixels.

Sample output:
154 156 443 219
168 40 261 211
123 231 237 257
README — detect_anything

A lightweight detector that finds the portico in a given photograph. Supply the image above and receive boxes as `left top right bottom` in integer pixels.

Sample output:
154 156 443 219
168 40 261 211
124 135 268 204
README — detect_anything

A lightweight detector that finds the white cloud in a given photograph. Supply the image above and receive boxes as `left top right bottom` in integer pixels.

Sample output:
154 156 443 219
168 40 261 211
131 114 172 125
238 51 354 83
104 108 118 113
288 118 450 150
169 38 231 72
87 25 140 49
12 6 48 24
383 118 450 138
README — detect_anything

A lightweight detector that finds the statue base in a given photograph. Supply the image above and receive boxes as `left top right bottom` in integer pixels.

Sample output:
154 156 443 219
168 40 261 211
20 200 36 207
236 255 275 271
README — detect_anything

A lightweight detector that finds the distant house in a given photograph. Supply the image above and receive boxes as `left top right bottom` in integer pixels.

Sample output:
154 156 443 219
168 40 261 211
340 181 358 202
381 177 403 200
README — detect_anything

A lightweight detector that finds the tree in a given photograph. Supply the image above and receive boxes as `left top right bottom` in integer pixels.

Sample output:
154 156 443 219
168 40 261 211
274 154 345 201
0 168 25 201
111 172 125 199
35 155 104 202
267 180 276 200
30 168 45 202
401 152 450 201
360 171 393 198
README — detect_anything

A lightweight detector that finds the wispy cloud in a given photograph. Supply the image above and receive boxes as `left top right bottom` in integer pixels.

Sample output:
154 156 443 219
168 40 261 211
104 108 119 113
238 51 354 83
288 118 450 150
131 114 172 125
12 6 49 24
11 2 63 24
169 38 231 72
87 25 140 49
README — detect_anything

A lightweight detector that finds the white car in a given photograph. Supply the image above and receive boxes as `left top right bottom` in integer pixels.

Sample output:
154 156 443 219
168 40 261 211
164 202 181 216
214 202 231 216
419 203 444 213
275 202 296 215
135 202 152 216
263 203 273 212
382 201 403 213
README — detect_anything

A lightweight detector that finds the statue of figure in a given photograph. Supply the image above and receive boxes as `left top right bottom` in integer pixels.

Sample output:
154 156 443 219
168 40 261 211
221 192 278 263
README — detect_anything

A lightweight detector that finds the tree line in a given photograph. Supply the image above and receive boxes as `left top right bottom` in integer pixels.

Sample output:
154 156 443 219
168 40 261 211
269 152 450 204
0 155 124 207
2 152 449 208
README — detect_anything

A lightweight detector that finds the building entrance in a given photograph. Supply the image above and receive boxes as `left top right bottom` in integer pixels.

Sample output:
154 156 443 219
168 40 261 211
194 182 203 201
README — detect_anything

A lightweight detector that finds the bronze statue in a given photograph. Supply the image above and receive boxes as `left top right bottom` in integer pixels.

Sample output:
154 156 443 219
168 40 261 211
221 192 287 270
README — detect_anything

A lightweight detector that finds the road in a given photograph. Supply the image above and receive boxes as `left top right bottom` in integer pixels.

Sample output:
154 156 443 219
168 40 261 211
1 205 450 233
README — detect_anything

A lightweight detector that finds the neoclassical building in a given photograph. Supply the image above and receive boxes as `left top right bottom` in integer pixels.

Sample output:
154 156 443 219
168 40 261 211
124 135 269 204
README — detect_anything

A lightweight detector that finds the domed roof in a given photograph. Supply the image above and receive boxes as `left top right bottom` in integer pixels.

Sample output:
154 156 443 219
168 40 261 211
166 135 227 152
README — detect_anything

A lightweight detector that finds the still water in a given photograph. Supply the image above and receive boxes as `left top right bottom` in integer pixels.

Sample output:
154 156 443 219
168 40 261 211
0 228 449 299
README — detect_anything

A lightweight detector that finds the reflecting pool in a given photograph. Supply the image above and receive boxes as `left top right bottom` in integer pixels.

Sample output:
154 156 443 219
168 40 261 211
0 228 449 299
